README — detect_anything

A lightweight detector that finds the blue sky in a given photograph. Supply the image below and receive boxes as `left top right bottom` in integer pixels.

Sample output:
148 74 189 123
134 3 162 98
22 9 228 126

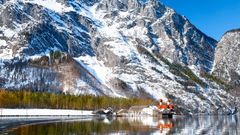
160 0 240 40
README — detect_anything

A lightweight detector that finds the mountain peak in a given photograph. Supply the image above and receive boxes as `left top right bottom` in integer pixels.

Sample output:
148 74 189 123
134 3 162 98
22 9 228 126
97 0 167 17
224 28 240 35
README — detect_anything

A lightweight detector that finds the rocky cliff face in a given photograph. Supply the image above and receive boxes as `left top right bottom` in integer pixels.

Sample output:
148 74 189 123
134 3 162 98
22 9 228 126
213 29 240 97
0 0 236 114
214 29 240 81
95 0 217 72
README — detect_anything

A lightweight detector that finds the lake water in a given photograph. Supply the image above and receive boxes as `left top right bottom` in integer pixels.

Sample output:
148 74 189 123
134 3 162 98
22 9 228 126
1 115 239 135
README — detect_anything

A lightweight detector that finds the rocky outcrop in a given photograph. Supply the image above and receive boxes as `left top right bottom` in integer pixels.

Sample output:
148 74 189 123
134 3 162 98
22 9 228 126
214 29 240 82
213 29 240 97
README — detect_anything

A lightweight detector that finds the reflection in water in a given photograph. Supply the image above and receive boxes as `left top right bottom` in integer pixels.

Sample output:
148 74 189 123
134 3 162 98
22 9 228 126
175 115 239 135
4 115 240 135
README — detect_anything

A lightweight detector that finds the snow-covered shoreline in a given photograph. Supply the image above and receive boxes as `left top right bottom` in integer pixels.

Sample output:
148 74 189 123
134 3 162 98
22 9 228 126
0 109 93 117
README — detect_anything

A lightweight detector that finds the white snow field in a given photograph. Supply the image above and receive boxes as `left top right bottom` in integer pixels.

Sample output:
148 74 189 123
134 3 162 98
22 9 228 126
0 109 93 117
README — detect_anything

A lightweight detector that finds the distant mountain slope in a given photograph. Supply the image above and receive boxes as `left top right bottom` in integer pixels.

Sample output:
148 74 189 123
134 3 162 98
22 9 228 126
0 0 236 114
213 29 240 96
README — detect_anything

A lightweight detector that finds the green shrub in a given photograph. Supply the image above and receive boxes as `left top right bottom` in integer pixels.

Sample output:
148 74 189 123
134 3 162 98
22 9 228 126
49 50 54 63
180 65 207 88
49 50 54 58
200 72 232 90
136 45 161 65
54 50 61 59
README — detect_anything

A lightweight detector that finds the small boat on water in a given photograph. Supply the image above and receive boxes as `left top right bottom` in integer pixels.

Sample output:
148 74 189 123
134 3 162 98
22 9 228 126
92 107 114 116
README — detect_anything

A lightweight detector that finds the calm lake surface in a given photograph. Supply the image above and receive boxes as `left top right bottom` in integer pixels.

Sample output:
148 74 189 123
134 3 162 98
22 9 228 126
1 115 239 135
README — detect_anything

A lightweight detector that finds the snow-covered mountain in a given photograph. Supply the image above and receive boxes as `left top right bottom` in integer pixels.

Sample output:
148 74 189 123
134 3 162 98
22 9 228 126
213 29 240 95
0 0 237 114
214 29 240 81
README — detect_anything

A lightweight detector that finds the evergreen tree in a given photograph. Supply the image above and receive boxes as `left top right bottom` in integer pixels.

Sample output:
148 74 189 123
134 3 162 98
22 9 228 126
49 50 54 65
54 50 61 60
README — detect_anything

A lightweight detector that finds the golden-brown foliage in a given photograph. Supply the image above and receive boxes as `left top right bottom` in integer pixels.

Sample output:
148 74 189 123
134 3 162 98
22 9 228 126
0 89 156 110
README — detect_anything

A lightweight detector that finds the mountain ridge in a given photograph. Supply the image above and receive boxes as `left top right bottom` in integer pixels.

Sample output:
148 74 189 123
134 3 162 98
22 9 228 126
0 0 237 114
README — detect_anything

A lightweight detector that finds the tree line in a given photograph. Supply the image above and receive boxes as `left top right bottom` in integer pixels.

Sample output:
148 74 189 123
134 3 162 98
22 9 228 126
0 89 156 110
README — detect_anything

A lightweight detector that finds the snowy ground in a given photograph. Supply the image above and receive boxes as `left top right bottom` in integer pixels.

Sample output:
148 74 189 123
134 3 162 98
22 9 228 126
0 109 93 117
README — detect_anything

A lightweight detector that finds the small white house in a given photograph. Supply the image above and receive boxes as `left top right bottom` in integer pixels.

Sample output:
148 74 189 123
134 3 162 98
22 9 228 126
128 106 154 116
